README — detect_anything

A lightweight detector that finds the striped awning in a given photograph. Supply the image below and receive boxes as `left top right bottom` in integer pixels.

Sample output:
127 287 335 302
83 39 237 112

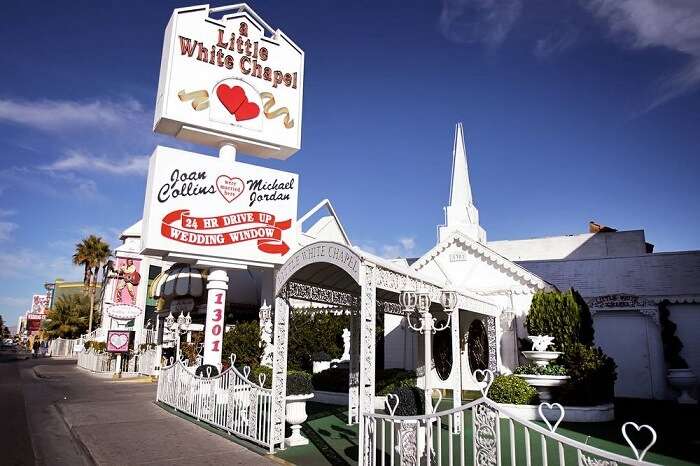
149 264 205 299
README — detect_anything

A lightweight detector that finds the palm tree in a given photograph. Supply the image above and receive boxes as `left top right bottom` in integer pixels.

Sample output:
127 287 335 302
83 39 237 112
43 294 90 338
73 235 111 332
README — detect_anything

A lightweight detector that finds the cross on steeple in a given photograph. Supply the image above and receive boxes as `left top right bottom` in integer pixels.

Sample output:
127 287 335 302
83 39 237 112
438 123 486 244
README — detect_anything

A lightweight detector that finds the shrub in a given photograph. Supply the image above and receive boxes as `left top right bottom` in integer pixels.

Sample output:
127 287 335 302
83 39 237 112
222 320 265 369
288 310 351 371
513 363 567 376
287 370 314 396
376 369 417 395
312 367 349 392
525 290 581 350
560 343 617 405
489 375 539 405
251 365 273 388
85 341 107 353
659 300 688 369
312 351 331 361
389 386 425 416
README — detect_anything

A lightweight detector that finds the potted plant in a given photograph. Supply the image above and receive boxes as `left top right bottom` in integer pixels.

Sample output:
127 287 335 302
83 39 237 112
285 371 314 447
513 362 569 402
660 301 698 403
388 386 427 458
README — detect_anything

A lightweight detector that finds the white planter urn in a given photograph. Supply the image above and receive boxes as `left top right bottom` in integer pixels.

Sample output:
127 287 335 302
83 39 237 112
285 393 314 447
522 335 562 367
516 374 570 402
667 368 698 404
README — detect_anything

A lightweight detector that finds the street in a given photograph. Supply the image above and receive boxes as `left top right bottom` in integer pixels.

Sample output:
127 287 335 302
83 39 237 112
0 355 280 465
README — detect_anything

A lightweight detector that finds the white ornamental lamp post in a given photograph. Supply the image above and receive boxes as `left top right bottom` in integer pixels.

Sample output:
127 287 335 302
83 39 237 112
166 311 192 363
402 287 452 413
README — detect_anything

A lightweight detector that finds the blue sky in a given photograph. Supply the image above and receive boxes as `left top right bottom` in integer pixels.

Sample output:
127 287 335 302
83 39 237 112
1 0 699 326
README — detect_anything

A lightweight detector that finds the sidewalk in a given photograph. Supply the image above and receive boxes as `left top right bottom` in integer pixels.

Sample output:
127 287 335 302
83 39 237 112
17 359 281 465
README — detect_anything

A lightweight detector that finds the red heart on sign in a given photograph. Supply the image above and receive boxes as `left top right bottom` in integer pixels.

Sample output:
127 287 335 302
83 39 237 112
234 100 260 121
216 84 247 115
216 84 260 122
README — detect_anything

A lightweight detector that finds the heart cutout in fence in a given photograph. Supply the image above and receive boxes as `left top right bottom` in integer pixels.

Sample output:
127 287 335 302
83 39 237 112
216 175 244 203
243 365 251 379
431 389 443 414
385 393 399 416
259 373 267 388
622 422 657 461
538 402 565 432
473 369 494 397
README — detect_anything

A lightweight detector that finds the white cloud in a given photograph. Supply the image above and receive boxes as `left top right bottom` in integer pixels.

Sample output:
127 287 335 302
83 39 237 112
0 166 102 201
533 28 579 59
42 150 149 176
583 0 700 109
0 249 80 280
0 98 143 132
439 0 523 47
358 236 418 259
0 222 17 241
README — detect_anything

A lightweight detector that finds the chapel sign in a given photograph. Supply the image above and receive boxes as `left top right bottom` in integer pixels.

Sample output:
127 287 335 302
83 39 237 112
141 146 299 265
154 4 304 160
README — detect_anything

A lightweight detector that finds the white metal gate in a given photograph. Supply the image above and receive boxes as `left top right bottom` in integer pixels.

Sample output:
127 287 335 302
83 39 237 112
362 370 661 466
156 356 273 449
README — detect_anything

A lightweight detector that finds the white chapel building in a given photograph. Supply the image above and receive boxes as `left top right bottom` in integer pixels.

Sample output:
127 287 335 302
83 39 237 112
383 123 700 401
110 123 699 401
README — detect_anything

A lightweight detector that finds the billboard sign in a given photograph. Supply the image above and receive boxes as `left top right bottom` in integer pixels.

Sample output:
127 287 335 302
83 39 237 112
113 257 142 305
31 294 49 314
141 145 298 265
106 330 133 353
154 4 304 160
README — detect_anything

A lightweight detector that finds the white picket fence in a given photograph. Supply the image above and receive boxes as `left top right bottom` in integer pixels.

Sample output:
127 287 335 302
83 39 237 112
136 349 158 376
48 337 79 357
362 371 661 466
77 349 118 372
157 358 273 450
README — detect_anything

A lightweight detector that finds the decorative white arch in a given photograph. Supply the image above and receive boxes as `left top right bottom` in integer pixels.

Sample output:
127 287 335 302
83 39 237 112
269 241 500 456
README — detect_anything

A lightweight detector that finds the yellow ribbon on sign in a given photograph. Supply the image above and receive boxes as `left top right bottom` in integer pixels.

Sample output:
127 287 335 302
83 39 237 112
178 89 210 111
260 92 294 129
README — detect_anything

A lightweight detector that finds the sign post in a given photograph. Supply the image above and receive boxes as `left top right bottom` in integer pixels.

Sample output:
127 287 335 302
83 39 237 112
204 269 228 369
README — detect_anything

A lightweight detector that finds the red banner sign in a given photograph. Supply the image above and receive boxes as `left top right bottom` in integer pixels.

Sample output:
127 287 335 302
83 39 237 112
161 209 291 255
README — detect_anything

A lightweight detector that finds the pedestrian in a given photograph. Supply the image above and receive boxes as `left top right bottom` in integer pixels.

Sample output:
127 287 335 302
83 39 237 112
32 339 40 358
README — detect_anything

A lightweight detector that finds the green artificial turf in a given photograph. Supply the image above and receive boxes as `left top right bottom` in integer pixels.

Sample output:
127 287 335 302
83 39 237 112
274 400 699 466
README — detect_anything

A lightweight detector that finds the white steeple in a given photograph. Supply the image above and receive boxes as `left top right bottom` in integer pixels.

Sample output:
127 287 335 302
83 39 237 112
438 123 486 244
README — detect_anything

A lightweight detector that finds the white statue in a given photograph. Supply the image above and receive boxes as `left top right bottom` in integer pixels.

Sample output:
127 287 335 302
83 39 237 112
341 328 351 361
529 335 555 352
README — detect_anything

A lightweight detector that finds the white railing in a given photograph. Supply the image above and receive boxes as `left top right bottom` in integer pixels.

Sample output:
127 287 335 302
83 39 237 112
82 327 105 343
135 349 158 376
143 329 158 345
48 338 79 357
362 371 661 466
156 356 273 449
77 349 115 372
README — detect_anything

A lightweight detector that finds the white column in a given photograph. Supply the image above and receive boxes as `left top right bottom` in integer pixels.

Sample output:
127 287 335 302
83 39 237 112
259 301 273 367
203 268 228 369
451 307 462 432
423 311 433 412
358 264 376 466
271 294 290 451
